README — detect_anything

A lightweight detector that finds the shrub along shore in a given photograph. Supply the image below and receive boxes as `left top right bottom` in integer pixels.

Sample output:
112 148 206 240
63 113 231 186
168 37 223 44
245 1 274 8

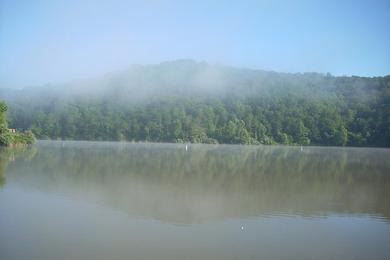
0 102 35 147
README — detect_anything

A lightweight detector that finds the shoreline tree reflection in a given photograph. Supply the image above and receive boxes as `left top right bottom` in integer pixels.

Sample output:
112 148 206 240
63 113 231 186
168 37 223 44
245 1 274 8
3 141 390 223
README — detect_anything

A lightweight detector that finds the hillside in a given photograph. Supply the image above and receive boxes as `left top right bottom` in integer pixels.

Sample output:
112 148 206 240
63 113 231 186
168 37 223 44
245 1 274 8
1 60 389 146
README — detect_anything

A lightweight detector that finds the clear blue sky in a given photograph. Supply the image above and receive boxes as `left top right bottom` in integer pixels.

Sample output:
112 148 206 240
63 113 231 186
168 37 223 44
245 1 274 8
0 0 389 88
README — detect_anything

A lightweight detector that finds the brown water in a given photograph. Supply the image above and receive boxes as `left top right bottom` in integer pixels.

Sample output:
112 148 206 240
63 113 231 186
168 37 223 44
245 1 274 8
1 141 390 260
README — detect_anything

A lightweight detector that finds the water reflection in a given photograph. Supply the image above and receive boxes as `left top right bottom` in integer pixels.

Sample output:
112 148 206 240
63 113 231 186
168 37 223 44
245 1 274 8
0 146 37 188
2 141 390 224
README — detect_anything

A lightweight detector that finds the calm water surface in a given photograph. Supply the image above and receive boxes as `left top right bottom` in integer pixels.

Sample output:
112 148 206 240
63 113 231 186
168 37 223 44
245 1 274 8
1 141 390 260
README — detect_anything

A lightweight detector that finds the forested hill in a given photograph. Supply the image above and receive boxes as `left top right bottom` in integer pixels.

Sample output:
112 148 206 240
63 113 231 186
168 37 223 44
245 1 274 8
1 60 389 147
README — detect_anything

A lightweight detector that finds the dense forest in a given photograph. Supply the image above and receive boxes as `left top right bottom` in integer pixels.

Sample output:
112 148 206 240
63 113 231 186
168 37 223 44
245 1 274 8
1 60 389 147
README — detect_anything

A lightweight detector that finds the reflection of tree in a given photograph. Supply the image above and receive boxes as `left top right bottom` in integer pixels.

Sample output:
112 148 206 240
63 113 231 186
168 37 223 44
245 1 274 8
0 149 7 187
7 141 390 223
0 147 37 188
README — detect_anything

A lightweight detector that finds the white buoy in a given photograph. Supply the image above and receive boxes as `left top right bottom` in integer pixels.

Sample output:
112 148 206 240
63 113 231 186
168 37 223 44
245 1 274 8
241 226 244 230
185 144 188 151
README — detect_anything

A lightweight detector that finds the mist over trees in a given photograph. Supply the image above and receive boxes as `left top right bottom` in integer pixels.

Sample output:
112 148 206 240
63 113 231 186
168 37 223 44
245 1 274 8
1 60 389 147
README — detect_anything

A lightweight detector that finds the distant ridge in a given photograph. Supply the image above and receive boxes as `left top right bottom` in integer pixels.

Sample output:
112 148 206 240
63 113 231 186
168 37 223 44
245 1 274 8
1 60 389 147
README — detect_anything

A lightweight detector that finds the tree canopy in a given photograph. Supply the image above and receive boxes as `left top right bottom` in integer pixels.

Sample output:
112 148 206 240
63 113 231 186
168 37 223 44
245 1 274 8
1 61 389 147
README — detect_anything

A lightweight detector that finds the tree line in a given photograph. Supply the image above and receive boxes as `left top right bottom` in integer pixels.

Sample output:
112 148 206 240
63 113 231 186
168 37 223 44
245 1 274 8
2 61 389 147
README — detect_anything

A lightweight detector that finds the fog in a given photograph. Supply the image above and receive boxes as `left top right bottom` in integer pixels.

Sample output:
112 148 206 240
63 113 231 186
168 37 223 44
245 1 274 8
0 1 389 147
0 59 346 103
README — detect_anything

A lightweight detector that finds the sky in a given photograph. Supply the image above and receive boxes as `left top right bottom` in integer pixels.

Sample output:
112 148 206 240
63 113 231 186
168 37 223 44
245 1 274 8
0 0 389 88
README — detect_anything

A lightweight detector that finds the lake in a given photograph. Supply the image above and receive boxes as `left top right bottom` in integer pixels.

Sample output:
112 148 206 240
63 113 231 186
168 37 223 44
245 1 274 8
1 141 390 260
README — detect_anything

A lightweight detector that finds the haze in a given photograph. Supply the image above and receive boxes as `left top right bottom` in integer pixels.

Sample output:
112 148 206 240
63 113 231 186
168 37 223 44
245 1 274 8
0 0 389 88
